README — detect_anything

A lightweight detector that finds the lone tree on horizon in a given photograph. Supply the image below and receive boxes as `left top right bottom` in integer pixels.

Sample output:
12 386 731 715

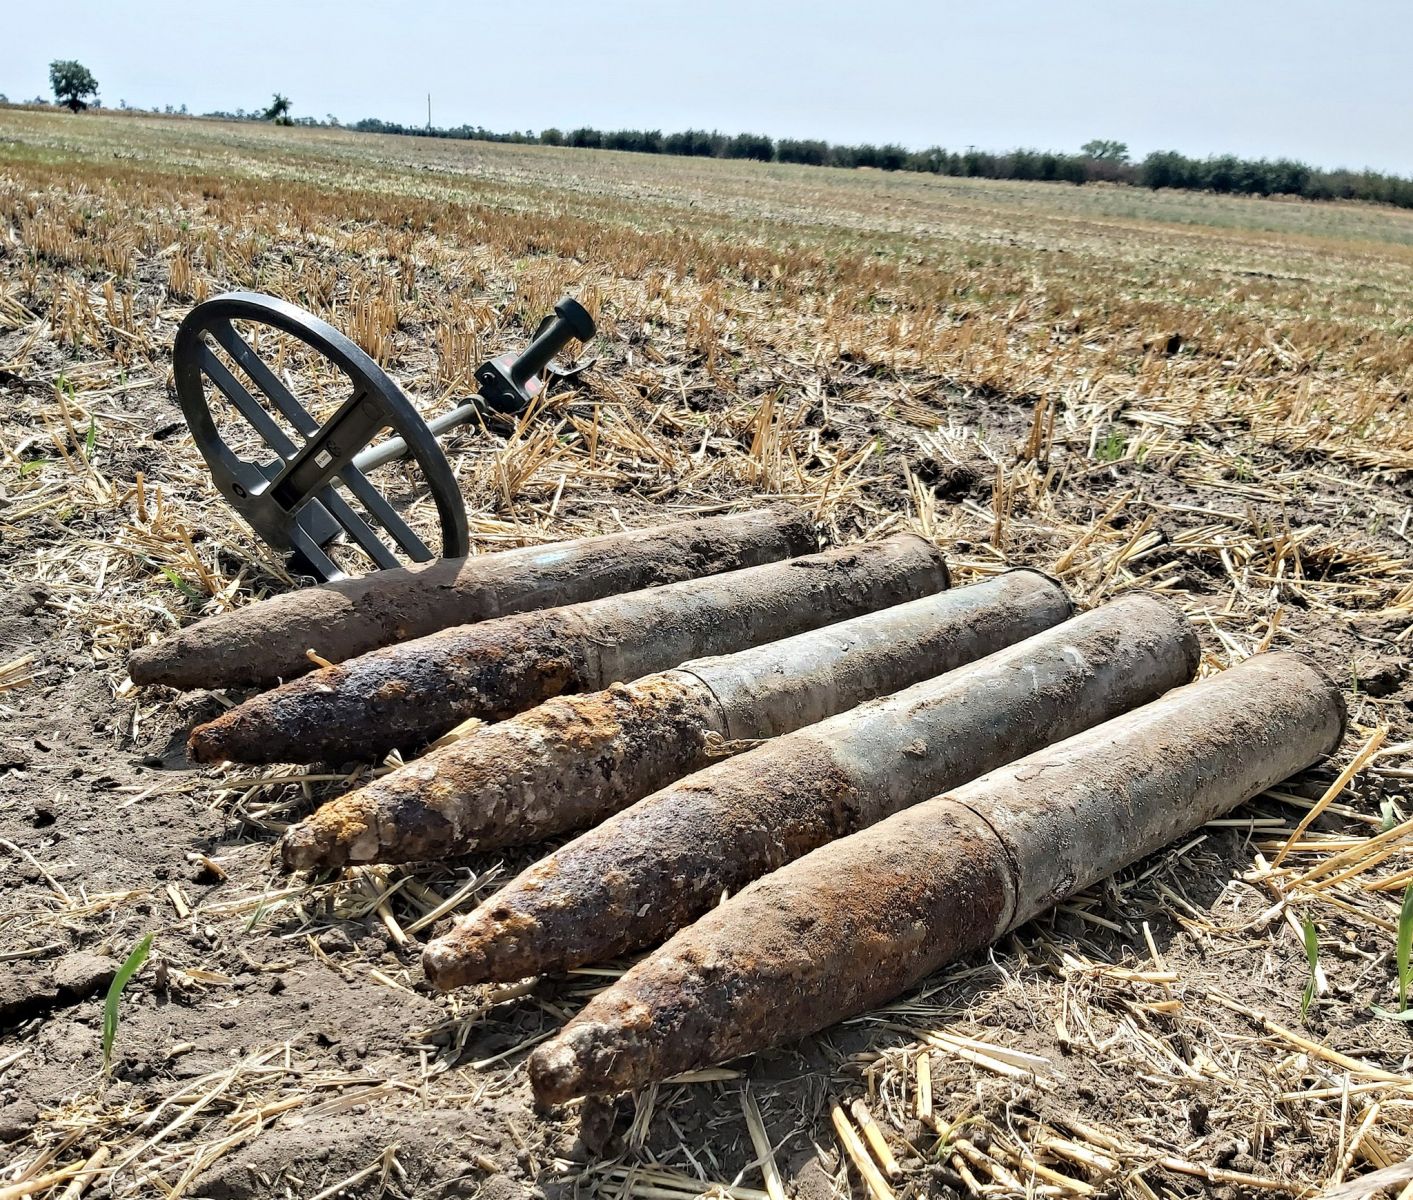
263 94 292 125
50 60 99 112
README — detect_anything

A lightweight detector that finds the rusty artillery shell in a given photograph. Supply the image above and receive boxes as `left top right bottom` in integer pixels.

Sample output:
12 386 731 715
527 651 1346 1102
129 506 817 691
422 592 1199 990
282 570 1073 869
189 533 949 765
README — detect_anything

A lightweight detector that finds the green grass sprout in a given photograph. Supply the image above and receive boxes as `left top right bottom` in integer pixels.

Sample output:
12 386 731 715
103 933 154 1073
1300 914 1319 1021
1399 882 1413 1011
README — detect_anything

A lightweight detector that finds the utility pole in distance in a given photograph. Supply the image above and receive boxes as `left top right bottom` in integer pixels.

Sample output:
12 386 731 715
427 93 431 131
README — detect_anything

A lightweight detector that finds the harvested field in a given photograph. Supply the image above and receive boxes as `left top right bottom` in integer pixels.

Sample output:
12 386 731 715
2 105 1413 1199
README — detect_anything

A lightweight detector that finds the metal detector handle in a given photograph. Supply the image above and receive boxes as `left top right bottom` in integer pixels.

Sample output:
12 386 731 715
356 298 595 468
475 297 596 413
515 297 596 384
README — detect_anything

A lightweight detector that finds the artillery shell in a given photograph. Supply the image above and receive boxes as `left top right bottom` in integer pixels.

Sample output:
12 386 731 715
422 592 1198 989
527 651 1345 1102
130 506 816 690
282 570 1072 869
189 533 949 765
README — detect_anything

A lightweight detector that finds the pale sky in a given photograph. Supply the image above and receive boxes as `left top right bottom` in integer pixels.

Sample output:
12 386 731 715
3 0 1410 174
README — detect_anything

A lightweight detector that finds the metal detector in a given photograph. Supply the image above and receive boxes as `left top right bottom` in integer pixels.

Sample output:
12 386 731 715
172 291 594 581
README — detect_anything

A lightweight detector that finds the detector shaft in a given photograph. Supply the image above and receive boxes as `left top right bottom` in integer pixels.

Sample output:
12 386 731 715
351 401 481 472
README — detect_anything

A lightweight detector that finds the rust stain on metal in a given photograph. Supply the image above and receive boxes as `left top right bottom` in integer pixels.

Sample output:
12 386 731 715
282 673 718 869
528 804 1014 1105
420 741 859 990
188 614 584 764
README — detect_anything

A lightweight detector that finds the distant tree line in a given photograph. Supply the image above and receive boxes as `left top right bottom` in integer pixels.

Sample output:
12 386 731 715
15 73 1413 210
335 119 1413 209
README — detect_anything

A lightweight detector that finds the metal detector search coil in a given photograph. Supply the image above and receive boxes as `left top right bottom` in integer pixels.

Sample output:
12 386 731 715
173 291 594 581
